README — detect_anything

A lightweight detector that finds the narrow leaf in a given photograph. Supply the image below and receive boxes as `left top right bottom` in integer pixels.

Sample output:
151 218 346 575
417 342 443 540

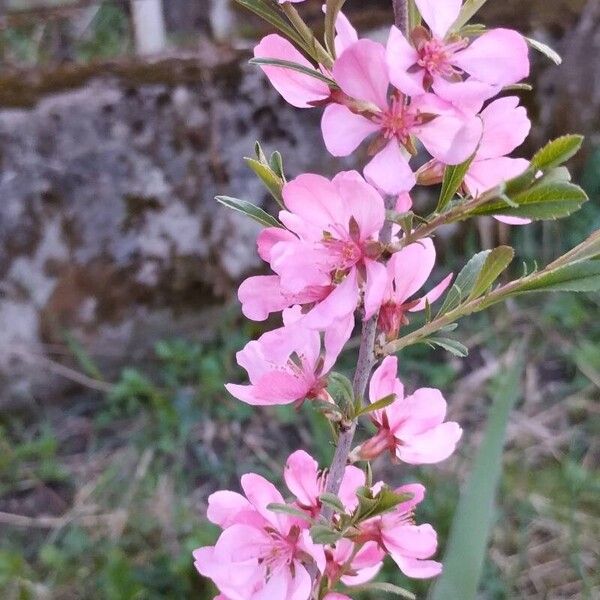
249 57 337 86
526 36 562 65
244 157 285 206
430 351 524 600
269 150 285 180
215 195 281 228
438 250 491 315
452 0 491 30
356 393 397 417
350 582 416 599
547 230 600 269
319 493 346 514
426 337 469 358
310 524 343 544
266 503 313 523
531 135 584 171
408 0 421 30
325 0 347 56
468 246 515 300
436 154 475 212
234 0 310 52
515 261 600 294
471 181 588 221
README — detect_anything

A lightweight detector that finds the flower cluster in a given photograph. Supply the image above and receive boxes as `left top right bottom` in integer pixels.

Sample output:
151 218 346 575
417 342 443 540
194 1 535 598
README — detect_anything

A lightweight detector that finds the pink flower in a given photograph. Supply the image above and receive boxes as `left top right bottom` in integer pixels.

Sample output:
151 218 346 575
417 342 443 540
254 34 330 108
379 237 453 339
358 356 462 464
226 308 353 406
284 449 366 516
357 483 442 579
325 539 385 587
239 171 389 327
253 11 356 108
379 484 443 578
324 595 351 600
463 96 532 225
386 0 529 107
321 39 483 194
194 473 325 600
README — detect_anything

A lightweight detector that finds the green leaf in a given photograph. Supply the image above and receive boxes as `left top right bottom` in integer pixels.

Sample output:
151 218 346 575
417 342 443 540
328 372 355 415
531 135 584 171
249 57 336 86
438 250 491 315
215 195 281 228
425 337 469 358
319 493 346 514
266 503 313 523
430 351 524 600
471 181 588 221
526 36 562 65
349 582 416 599
436 154 475 212
234 0 310 53
547 230 600 269
452 0 491 30
269 150 285 180
356 393 396 417
309 524 343 544
467 246 515 300
514 261 600 294
352 486 412 523
408 0 421 30
244 157 285 206
324 0 347 56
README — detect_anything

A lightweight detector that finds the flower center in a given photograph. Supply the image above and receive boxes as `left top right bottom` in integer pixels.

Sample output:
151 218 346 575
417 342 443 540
376 95 415 142
261 527 298 575
322 237 363 270
417 38 452 76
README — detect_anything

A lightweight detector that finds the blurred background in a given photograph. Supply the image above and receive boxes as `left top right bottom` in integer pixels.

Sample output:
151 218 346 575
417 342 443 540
0 1 598 598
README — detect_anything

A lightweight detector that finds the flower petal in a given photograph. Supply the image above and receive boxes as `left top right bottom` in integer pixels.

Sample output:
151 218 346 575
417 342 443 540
332 170 386 239
207 491 255 528
238 275 289 321
334 10 359 55
303 268 359 329
398 421 463 464
464 156 530 197
284 450 321 508
415 0 462 39
333 39 391 110
338 465 366 511
417 114 482 165
388 238 436 304
386 25 423 95
478 96 531 159
409 272 454 311
391 553 443 579
241 473 287 531
383 522 438 559
452 28 530 86
321 103 379 157
254 34 330 108
364 140 416 195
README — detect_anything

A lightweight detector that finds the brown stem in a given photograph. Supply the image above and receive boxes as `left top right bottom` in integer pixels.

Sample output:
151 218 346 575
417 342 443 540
319 195 396 520
393 0 409 34
388 185 504 253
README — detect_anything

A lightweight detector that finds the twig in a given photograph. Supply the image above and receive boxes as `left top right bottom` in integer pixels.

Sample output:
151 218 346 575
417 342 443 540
320 195 397 520
8 346 114 393
392 0 408 34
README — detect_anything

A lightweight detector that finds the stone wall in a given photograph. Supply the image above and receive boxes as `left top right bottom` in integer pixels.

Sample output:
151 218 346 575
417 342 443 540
0 54 343 405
